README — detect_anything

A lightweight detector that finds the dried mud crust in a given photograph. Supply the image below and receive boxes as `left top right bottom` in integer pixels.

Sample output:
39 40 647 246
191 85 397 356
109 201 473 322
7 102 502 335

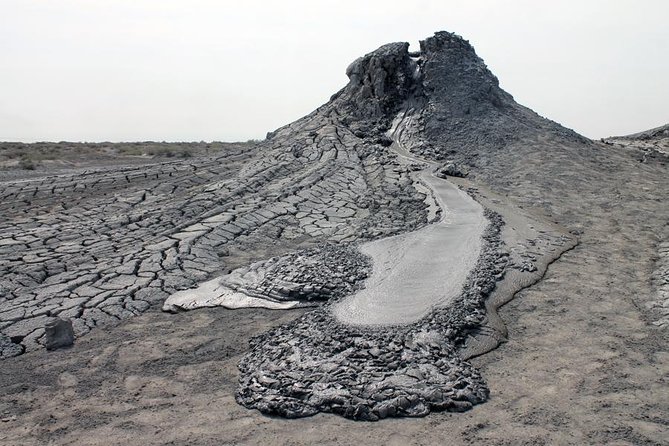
210 243 371 303
0 36 432 358
0 117 427 357
236 210 505 420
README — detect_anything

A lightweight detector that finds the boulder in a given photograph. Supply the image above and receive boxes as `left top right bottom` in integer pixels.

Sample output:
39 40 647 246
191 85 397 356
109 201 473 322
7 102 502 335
45 317 74 351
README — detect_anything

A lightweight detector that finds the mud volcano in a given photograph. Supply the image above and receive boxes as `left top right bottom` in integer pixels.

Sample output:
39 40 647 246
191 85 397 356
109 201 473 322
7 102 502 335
0 32 579 420
1 30 667 436
165 33 578 419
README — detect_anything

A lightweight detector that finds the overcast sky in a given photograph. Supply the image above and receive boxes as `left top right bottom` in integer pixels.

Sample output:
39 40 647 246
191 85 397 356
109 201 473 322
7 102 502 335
0 0 667 142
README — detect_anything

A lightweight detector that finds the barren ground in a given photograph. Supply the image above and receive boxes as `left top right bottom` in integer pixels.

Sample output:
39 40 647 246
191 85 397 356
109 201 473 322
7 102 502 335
1 32 667 445
1 137 667 445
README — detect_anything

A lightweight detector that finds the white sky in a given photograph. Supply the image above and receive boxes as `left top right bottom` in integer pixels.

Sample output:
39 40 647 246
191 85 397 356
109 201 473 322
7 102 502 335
0 0 667 142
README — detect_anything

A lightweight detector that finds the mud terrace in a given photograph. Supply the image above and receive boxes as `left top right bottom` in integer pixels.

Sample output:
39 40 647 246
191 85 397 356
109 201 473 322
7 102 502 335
0 31 667 444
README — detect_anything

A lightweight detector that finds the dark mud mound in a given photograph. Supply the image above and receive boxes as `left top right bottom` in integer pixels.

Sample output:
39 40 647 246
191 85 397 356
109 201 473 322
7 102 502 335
237 212 505 420
224 243 372 303
408 32 589 166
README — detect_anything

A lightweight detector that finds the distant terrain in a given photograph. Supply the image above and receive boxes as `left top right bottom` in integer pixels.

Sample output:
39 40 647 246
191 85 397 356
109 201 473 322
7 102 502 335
0 141 255 178
603 122 669 159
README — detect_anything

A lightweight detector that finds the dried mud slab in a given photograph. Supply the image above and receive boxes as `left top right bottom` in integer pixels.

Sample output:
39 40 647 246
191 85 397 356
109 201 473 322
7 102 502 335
162 244 371 312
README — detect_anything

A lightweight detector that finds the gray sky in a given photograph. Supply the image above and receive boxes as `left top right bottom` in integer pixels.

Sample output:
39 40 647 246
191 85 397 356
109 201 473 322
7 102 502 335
1 0 667 142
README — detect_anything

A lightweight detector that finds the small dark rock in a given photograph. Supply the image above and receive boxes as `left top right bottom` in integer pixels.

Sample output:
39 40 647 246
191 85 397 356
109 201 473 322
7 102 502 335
44 318 74 351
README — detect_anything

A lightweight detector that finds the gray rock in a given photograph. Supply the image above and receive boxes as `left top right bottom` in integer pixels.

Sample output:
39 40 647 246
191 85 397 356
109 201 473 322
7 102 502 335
437 161 469 178
0 333 23 358
44 317 74 351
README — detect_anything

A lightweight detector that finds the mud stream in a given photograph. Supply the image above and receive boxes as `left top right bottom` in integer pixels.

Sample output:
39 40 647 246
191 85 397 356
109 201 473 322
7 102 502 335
332 111 487 326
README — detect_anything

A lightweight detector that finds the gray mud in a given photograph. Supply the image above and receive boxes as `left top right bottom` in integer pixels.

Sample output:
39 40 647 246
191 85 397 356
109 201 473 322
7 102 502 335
163 244 372 312
233 103 576 420
333 117 486 325
236 209 505 420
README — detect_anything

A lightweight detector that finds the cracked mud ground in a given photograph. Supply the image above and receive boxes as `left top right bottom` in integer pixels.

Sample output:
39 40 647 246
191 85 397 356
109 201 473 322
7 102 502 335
1 31 668 445
0 116 426 356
